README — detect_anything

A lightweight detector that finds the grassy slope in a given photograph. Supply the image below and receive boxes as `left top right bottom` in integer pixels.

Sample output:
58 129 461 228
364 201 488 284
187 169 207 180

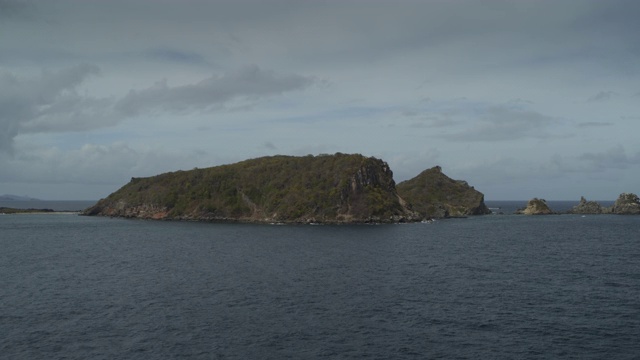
396 166 489 218
86 153 410 222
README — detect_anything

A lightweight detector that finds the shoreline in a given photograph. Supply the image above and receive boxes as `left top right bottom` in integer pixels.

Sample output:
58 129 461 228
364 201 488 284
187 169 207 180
0 207 81 215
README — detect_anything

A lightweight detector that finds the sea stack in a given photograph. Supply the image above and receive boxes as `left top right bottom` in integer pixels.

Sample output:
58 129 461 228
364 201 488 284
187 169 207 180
570 196 604 214
515 198 554 215
612 193 640 215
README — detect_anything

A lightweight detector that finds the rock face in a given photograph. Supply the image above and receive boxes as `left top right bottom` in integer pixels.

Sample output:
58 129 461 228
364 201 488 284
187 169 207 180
612 193 640 215
84 154 421 223
396 166 491 219
515 198 554 215
570 196 604 214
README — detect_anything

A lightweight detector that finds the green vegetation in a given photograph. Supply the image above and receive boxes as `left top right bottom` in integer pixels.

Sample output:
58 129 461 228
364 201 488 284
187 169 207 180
0 207 55 214
396 166 490 218
85 153 416 223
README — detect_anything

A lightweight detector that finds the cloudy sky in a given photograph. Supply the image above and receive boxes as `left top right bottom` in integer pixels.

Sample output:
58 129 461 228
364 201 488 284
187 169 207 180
1 0 639 200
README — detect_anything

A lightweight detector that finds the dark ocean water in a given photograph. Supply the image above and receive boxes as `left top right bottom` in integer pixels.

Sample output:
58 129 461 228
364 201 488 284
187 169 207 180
1 210 639 359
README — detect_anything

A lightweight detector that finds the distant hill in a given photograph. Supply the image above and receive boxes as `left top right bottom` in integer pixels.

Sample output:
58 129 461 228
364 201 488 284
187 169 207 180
83 154 490 223
0 194 39 201
396 166 490 218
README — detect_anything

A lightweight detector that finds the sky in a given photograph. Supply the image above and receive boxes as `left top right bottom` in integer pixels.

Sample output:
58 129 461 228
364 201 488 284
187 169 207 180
1 0 639 200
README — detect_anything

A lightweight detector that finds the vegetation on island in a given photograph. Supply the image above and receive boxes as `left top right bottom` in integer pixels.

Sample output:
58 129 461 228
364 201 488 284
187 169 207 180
396 166 490 218
83 153 493 223
84 153 422 223
0 207 55 214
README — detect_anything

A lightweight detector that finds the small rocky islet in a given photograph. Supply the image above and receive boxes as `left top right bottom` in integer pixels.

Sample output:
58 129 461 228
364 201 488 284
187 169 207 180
515 193 640 215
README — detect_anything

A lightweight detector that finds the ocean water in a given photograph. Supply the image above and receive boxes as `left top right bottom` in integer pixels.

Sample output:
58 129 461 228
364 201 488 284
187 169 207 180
1 211 639 359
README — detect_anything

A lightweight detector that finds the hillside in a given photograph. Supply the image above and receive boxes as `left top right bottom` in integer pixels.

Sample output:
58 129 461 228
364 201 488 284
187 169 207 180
396 166 490 218
83 154 421 223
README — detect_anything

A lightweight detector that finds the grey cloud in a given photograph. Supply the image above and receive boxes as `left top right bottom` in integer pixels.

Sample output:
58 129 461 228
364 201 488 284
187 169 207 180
262 142 278 151
0 142 218 194
0 0 29 20
144 48 209 65
0 64 100 152
0 64 314 153
115 65 314 116
445 106 557 142
408 116 458 129
577 121 614 128
578 145 640 171
587 91 617 103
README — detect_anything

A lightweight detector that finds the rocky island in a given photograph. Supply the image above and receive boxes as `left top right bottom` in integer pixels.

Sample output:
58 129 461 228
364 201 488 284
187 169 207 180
396 166 490 218
568 193 640 215
570 196 606 214
83 153 489 223
515 198 554 215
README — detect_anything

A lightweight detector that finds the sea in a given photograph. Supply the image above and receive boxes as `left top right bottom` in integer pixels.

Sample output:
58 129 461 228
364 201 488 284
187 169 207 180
1 201 639 359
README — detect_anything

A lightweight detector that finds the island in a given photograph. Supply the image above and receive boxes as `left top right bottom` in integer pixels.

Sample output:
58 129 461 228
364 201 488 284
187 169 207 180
0 207 56 214
569 193 640 215
515 198 555 215
83 153 490 223
396 166 490 218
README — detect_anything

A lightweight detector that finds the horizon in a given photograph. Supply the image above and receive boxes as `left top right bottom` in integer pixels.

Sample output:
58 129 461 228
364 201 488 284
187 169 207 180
1 1 638 201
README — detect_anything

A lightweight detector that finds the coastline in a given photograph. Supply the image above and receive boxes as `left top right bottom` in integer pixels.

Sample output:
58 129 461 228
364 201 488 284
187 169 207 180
0 207 80 215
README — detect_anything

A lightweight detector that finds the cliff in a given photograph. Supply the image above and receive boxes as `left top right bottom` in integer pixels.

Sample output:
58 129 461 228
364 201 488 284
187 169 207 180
570 196 605 214
515 198 554 215
612 193 640 215
83 153 421 223
395 166 490 218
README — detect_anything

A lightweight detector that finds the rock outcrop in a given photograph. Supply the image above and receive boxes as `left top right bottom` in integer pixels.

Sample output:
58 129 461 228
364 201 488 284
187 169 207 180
570 196 605 214
515 198 554 215
612 193 640 215
396 166 491 219
84 153 421 223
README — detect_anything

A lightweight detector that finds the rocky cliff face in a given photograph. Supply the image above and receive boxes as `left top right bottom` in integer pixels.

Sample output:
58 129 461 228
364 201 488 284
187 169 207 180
612 193 640 215
83 154 420 223
570 196 605 214
396 166 490 219
515 198 554 215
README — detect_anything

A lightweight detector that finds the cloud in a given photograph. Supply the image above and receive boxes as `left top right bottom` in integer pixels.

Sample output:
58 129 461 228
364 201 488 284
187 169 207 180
577 121 614 128
444 106 558 142
262 142 278 150
115 65 314 116
587 91 617 103
0 64 101 152
578 145 640 171
0 0 29 20
0 141 223 190
0 64 315 153
143 48 209 65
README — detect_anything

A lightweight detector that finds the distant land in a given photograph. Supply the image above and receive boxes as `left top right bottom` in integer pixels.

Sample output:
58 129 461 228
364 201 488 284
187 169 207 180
83 153 490 223
0 194 40 201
